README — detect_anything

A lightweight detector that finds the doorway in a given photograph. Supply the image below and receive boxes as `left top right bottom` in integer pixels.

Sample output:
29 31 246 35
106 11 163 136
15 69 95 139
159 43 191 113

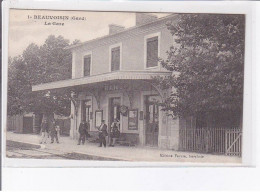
81 99 92 122
108 97 121 131
145 95 160 146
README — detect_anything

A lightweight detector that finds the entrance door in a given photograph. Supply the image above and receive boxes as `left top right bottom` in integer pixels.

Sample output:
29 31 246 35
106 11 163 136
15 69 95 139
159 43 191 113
81 99 92 122
109 97 121 131
145 95 160 146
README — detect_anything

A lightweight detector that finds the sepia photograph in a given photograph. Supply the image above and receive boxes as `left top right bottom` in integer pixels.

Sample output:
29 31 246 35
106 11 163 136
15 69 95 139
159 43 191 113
5 9 245 165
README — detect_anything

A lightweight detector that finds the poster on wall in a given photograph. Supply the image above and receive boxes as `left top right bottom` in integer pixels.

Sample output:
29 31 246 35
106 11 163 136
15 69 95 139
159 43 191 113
128 109 138 130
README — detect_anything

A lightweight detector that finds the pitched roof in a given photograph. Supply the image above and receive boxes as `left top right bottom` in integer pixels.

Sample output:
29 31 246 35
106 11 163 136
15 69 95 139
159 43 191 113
65 13 177 50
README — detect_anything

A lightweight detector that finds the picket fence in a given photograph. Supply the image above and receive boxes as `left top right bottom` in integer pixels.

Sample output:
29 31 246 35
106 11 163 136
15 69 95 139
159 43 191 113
179 128 242 157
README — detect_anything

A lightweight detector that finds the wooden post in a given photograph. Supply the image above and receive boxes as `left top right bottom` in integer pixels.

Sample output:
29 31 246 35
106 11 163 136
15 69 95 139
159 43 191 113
225 130 228 155
205 129 209 153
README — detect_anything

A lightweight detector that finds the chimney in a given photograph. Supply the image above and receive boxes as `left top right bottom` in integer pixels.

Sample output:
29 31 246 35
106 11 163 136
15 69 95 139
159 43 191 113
109 24 125 35
136 13 158 26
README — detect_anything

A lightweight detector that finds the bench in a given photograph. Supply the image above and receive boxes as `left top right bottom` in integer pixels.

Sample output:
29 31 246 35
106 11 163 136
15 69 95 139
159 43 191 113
116 134 138 147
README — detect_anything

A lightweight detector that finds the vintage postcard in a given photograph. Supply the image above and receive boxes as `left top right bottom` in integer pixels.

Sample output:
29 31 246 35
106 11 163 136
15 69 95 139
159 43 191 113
2 2 253 167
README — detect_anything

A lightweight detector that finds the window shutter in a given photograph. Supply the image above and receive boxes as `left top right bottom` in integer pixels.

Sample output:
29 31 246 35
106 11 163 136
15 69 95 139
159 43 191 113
146 36 158 68
111 46 120 71
84 55 91 76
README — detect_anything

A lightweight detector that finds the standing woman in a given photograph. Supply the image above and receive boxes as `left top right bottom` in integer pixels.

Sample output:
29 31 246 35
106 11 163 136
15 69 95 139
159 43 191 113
109 119 120 147
40 119 49 144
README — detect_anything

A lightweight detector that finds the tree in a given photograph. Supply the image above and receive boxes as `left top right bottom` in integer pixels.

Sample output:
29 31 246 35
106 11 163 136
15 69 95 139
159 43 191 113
8 35 78 116
36 35 72 84
8 56 29 115
27 35 73 115
157 14 245 127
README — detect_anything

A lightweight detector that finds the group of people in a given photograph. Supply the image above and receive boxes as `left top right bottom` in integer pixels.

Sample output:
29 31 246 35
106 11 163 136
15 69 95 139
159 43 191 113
40 118 61 144
40 117 120 147
78 118 120 148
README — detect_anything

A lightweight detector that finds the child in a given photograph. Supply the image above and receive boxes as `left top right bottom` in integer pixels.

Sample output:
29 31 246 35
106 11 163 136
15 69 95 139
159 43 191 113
55 125 61 141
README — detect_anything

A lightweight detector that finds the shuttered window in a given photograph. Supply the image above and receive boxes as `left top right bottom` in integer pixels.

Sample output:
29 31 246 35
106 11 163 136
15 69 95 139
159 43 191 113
84 55 91 76
111 46 120 71
146 36 158 68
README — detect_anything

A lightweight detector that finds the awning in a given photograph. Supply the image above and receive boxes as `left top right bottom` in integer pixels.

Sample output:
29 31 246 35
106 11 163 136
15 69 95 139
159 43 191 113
32 70 171 92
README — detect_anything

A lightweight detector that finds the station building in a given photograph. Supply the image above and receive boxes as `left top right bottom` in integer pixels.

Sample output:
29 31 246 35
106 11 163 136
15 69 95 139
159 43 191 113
32 13 182 150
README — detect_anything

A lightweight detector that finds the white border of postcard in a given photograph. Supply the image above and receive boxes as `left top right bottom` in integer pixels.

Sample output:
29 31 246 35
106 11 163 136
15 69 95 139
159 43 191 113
1 0 256 168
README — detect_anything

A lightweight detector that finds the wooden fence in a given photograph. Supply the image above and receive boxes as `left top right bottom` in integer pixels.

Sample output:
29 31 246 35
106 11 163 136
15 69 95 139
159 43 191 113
179 128 242 157
7 114 26 133
225 129 242 157
7 115 20 131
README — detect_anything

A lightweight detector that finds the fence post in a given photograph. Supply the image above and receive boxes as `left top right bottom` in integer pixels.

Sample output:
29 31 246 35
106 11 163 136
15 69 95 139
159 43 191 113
225 130 228 155
205 129 209 153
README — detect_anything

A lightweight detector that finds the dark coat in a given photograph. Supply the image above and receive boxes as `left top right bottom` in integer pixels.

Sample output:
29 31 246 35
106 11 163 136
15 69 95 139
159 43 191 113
41 122 49 133
98 124 108 138
111 122 120 138
79 122 87 135
49 121 56 132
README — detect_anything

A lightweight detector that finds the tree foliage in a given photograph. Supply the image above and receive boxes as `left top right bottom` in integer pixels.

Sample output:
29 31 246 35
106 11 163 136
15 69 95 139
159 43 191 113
157 14 245 118
8 35 80 116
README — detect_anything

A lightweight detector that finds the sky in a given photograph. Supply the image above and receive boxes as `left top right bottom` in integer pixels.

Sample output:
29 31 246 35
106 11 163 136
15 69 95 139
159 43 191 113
9 9 169 57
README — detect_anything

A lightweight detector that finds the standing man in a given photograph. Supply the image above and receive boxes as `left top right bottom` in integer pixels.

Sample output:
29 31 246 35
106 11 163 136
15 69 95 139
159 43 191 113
78 121 87 145
98 120 108 147
40 118 49 144
50 119 59 144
